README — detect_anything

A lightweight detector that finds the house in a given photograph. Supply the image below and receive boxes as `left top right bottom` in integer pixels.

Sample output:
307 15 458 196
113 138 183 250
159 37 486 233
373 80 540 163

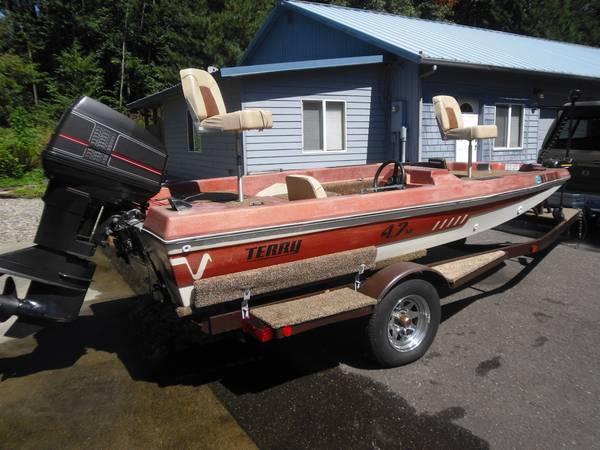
127 0 600 180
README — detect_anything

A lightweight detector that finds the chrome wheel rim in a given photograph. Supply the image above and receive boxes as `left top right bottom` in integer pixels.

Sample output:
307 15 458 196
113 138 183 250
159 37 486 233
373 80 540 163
387 294 431 352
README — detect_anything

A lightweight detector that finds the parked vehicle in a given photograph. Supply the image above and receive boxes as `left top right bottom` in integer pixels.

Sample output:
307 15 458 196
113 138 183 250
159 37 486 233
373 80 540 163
538 100 600 225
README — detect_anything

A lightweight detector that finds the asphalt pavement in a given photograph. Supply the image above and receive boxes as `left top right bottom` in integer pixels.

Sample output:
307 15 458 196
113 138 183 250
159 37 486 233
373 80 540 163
1 227 599 449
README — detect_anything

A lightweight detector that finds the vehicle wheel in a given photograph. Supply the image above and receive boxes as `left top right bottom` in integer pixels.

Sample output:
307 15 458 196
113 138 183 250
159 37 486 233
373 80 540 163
367 279 440 367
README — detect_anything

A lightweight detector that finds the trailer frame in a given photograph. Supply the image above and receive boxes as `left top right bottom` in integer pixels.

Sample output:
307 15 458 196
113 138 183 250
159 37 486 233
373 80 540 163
193 208 580 366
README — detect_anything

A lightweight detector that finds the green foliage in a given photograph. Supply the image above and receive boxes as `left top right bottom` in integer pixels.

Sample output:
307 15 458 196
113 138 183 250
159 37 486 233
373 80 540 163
327 0 452 19
11 183 47 198
0 53 42 125
0 167 45 188
0 168 47 197
451 0 600 46
0 109 50 177
46 42 104 113
0 139 24 178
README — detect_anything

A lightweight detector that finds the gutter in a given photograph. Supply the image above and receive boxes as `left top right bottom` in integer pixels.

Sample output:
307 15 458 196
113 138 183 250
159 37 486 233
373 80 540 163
421 58 600 83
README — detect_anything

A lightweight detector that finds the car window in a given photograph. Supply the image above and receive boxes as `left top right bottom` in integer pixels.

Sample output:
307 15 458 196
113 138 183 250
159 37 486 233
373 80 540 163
553 117 600 150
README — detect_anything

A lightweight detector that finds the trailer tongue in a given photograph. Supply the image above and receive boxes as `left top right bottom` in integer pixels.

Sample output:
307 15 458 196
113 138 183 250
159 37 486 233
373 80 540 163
0 96 167 328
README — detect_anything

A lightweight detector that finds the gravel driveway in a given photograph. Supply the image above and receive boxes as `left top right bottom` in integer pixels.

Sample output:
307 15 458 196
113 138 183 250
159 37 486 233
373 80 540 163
0 199 43 244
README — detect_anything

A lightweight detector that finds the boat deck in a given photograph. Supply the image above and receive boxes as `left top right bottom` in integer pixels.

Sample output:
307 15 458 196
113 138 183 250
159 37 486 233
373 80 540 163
450 169 516 179
172 169 526 208
143 163 568 242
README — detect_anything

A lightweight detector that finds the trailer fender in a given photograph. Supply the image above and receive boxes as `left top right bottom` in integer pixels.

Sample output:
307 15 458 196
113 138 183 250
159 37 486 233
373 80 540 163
359 262 448 302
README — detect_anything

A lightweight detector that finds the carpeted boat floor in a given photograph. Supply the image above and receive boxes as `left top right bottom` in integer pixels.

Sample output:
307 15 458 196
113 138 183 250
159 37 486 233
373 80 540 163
251 287 376 328
432 250 506 283
193 247 378 308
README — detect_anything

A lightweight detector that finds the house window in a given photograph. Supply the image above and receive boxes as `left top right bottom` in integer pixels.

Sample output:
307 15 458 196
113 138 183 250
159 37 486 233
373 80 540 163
495 104 524 148
187 112 202 152
302 100 346 151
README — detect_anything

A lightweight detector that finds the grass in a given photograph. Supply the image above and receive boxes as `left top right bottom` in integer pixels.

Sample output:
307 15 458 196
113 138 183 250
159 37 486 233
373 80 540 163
0 168 47 198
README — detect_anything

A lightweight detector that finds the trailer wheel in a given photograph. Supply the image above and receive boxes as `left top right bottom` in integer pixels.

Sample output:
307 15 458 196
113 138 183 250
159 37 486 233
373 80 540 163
367 279 440 367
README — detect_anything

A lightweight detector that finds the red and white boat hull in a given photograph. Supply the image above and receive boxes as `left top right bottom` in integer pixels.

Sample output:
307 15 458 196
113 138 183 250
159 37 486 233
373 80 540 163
152 181 562 307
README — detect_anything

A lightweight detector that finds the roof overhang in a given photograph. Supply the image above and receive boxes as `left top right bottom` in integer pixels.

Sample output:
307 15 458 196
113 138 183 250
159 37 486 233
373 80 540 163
221 54 385 78
421 58 600 83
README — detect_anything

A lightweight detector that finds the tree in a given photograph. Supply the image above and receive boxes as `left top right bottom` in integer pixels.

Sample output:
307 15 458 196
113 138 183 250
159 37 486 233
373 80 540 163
452 0 600 47
0 53 42 125
45 42 103 113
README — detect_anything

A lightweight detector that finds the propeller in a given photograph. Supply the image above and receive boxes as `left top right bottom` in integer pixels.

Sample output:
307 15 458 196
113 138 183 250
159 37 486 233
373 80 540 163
0 276 19 323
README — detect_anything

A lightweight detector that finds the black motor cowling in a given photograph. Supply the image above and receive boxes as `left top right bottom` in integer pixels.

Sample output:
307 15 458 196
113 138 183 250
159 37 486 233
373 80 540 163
0 97 167 332
43 96 167 204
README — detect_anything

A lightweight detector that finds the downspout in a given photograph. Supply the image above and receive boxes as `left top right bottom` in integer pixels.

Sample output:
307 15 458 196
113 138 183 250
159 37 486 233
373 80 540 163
419 64 438 79
383 61 394 161
417 65 437 162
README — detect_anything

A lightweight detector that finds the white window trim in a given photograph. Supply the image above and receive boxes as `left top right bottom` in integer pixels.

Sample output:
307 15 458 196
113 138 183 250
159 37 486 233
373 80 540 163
301 99 347 153
186 112 202 153
494 103 525 150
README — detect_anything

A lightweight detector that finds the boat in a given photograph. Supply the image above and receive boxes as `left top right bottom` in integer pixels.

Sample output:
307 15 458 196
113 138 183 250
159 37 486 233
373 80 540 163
143 160 568 314
0 70 570 335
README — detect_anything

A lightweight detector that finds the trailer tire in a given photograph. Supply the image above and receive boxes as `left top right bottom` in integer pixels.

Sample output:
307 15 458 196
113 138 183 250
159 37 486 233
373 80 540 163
367 279 440 367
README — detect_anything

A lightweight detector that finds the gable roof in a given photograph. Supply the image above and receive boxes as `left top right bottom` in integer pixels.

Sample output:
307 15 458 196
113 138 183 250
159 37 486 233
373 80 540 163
242 0 600 80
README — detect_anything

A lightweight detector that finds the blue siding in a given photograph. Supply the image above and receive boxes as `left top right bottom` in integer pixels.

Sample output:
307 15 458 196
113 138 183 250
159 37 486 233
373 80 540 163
391 62 421 161
161 80 241 180
246 11 381 65
240 66 389 173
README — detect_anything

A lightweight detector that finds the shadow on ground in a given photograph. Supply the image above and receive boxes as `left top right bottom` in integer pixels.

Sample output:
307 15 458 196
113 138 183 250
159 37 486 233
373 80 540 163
0 240 530 388
2 237 547 449
0 291 490 449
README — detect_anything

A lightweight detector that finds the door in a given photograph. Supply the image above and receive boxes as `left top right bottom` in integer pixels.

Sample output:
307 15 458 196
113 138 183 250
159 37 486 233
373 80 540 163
455 100 479 162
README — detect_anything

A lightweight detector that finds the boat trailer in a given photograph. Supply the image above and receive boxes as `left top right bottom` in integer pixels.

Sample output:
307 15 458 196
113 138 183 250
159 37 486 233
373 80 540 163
197 208 580 367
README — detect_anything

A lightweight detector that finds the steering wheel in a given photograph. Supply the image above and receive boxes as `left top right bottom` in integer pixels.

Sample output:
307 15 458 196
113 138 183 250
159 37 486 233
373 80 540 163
373 160 406 191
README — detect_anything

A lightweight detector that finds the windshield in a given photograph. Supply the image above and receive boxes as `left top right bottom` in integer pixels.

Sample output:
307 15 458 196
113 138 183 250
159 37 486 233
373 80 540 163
549 115 600 151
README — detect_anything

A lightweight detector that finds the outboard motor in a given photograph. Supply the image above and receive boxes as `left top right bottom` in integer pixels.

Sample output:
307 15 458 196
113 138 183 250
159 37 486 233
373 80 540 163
0 97 167 333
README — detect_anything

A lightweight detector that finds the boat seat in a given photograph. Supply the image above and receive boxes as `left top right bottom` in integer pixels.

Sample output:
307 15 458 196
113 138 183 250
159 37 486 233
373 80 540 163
433 95 497 178
201 109 272 132
180 68 272 132
286 175 327 201
433 95 497 140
